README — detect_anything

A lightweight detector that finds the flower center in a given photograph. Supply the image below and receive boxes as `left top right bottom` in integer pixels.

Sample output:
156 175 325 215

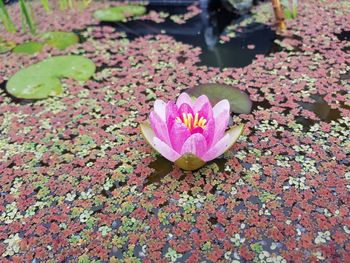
176 113 207 131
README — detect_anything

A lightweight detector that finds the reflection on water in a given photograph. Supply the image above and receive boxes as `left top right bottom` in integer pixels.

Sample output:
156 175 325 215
296 94 342 131
110 1 277 68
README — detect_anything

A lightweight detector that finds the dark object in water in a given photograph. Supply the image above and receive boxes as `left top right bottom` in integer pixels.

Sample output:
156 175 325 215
111 1 277 68
221 0 254 14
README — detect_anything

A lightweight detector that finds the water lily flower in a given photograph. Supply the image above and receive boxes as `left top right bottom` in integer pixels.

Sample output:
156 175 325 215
141 93 244 170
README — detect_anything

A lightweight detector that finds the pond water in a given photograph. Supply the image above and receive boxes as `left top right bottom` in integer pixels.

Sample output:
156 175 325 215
110 3 278 68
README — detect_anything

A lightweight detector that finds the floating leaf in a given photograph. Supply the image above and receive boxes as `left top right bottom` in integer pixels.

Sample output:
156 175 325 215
12 41 44 54
94 5 146 22
117 5 147 16
187 83 252 114
40 31 79 50
6 55 95 99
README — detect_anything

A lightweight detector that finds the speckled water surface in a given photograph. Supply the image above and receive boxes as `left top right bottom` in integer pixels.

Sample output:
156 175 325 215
0 1 349 262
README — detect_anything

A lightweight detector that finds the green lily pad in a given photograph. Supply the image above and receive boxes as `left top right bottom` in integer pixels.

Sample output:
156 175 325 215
94 5 146 22
12 41 44 55
187 83 252 114
118 5 147 16
40 31 79 50
0 38 16 53
6 55 96 99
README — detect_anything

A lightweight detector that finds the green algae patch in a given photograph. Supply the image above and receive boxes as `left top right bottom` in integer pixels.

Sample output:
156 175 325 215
40 31 79 50
94 5 146 22
13 41 44 54
6 55 96 99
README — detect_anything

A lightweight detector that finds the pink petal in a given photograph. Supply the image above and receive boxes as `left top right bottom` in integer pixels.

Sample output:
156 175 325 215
150 111 171 145
193 95 210 113
203 118 215 147
202 124 244 161
212 109 229 145
154 99 166 122
165 101 179 131
198 101 213 121
153 137 181 162
178 103 194 116
176 93 193 108
170 121 191 153
213 99 230 118
181 133 208 158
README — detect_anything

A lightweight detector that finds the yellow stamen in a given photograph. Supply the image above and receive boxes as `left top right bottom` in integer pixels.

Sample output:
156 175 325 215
187 113 192 130
193 113 199 127
182 113 188 127
198 117 204 127
177 112 207 131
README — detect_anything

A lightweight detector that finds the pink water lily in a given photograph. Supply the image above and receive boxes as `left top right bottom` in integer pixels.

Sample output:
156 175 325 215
141 93 244 170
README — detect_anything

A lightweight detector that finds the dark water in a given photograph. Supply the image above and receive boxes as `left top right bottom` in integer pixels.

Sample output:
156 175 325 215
110 3 278 68
336 30 350 41
0 81 5 90
296 94 342 131
340 72 350 80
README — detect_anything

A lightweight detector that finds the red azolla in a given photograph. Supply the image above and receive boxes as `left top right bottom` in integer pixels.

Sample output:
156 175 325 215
169 239 192 253
239 245 255 261
206 246 224 261
186 250 200 263
269 227 284 241
147 240 164 252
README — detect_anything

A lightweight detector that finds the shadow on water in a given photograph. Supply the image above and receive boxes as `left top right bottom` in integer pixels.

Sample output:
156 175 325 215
145 156 173 186
145 155 227 187
0 81 5 90
296 94 342 131
107 2 278 69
